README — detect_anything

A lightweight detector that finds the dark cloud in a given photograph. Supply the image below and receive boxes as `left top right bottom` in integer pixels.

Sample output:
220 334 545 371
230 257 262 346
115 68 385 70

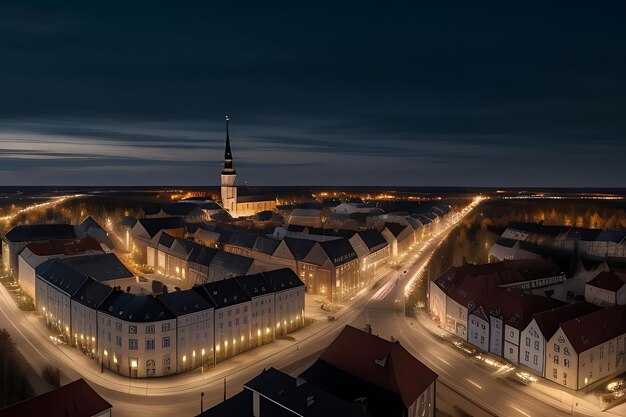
0 1 625 186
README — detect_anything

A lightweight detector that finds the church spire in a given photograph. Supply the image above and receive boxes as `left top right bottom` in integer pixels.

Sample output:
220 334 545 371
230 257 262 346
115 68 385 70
222 115 236 174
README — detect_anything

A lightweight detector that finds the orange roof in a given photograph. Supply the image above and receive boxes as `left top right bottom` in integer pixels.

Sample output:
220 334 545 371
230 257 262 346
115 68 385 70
317 325 437 409
0 378 111 417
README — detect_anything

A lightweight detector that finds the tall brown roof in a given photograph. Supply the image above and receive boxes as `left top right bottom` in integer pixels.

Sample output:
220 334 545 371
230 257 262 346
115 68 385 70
586 270 626 292
559 305 626 353
0 378 111 417
314 325 437 409
532 301 601 340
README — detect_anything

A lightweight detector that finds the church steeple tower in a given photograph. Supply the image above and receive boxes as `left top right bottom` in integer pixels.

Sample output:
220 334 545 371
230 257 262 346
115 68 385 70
222 116 236 174
220 115 238 216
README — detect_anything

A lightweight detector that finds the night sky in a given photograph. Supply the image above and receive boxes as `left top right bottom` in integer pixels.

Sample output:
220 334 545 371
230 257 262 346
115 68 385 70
1 2 625 187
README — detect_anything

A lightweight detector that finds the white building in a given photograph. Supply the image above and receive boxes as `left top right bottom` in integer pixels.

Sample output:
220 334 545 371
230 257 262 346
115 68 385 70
262 268 306 337
519 302 599 376
545 305 626 390
18 236 104 301
158 288 215 372
97 292 177 377
585 270 626 307
197 279 252 363
235 273 276 349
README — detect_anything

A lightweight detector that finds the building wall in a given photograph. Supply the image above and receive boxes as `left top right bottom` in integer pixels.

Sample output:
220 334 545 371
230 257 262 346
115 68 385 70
467 312 489 352
585 285 618 307
519 319 545 375
97 312 177 377
275 286 305 337
71 300 99 353
503 325 521 363
577 334 626 389
445 297 467 339
36 278 72 339
407 381 436 417
249 294 275 349
214 302 252 363
429 282 447 326
545 328 579 389
17 253 40 300
489 315 504 356
176 309 215 372
235 200 276 218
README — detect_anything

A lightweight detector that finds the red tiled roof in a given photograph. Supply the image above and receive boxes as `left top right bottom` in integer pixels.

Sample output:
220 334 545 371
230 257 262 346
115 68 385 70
560 305 626 353
0 378 112 417
434 259 563 308
586 270 626 292
25 236 103 257
318 325 437 409
532 301 600 340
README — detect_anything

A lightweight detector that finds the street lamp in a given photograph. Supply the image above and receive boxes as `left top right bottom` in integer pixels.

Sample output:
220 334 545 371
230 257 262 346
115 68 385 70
200 392 205 414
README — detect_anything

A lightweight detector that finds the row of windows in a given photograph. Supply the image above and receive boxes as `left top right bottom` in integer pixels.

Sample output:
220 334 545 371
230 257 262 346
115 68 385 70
110 320 171 334
128 337 171 350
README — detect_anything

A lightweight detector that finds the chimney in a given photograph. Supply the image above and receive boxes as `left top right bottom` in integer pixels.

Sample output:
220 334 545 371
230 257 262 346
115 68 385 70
306 396 315 408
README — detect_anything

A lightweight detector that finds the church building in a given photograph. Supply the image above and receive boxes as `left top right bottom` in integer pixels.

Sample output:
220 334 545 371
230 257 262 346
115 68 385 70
220 117 276 218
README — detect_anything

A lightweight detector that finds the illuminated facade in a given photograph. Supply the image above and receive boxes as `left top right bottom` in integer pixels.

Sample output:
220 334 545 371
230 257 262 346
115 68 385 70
219 116 276 218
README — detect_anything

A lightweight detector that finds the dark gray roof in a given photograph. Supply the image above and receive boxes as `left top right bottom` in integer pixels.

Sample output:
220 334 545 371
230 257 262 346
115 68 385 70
188 245 219 266
77 216 102 235
197 279 250 309
136 217 185 237
4 223 77 242
245 368 368 417
163 202 204 216
72 278 113 309
262 268 305 291
283 237 317 260
414 215 431 225
566 228 603 241
210 251 254 276
158 288 214 316
61 253 134 282
36 259 90 296
319 239 358 266
495 237 518 248
120 216 137 228
253 236 282 255
383 222 407 237
236 187 275 203
506 222 569 237
596 230 626 243
100 292 175 322
357 230 388 251
234 273 274 298
227 231 258 249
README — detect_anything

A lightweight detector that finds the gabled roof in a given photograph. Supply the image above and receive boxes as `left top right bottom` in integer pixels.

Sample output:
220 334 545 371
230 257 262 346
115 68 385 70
506 222 569 237
149 230 176 250
100 292 174 322
302 326 437 411
209 251 254 277
71 278 113 309
61 253 134 282
560 305 626 353
262 268 305 291
0 378 111 417
197 279 250 309
252 236 282 255
136 217 185 238
244 367 369 417
586 270 626 292
188 245 219 266
319 239 358 266
596 230 626 244
76 216 102 235
357 230 388 251
158 288 214 317
532 301 600 340
36 259 90 296
24 236 104 257
227 231 258 249
383 222 408 238
284 237 317 261
4 223 77 242
234 273 274 298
